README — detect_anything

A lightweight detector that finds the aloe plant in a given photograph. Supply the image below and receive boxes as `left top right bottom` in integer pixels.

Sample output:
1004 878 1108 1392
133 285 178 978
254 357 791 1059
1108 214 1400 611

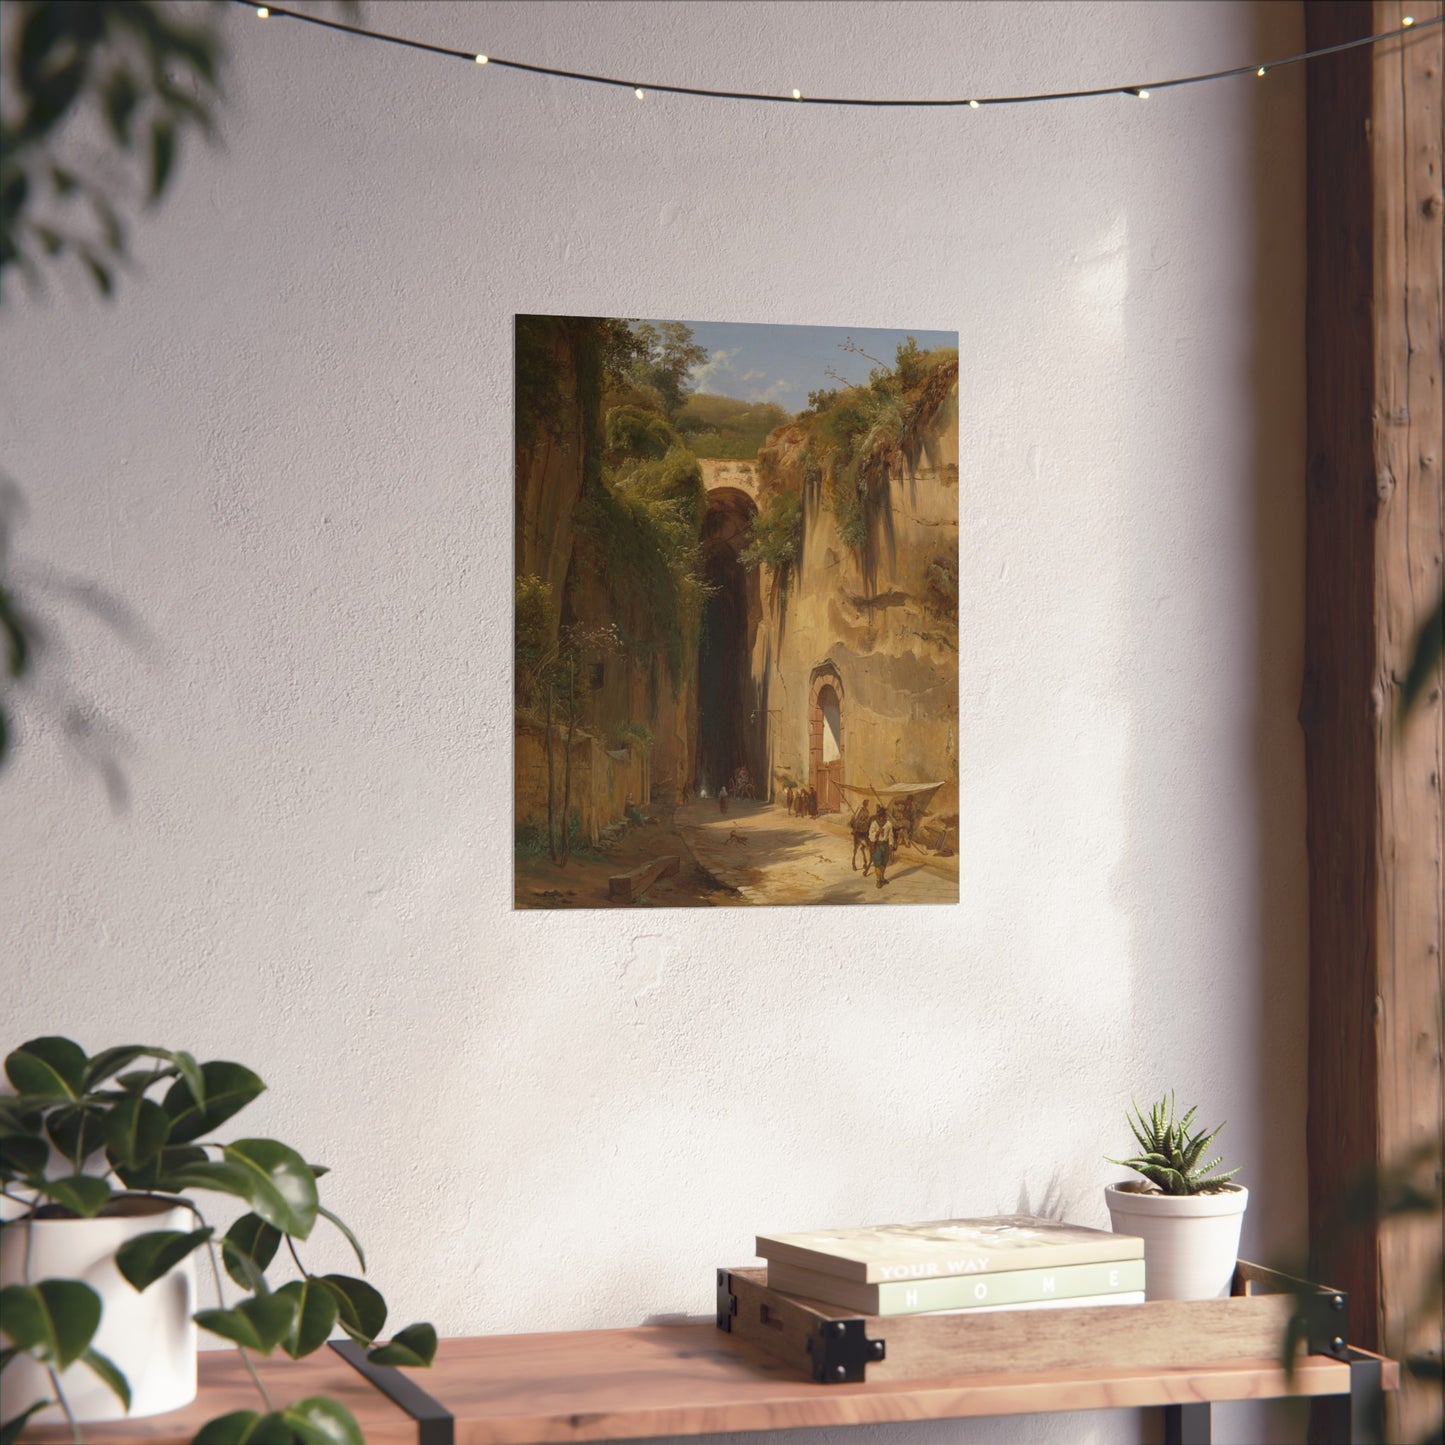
1108 1092 1241 1196
0 1036 436 1444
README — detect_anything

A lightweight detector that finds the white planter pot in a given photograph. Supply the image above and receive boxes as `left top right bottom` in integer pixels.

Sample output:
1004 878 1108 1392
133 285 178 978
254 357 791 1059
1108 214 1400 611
0 1194 198 1422
1104 1181 1248 1301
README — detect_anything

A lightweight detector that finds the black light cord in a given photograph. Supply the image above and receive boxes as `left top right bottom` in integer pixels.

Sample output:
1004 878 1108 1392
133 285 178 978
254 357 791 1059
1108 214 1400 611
232 2 1440 108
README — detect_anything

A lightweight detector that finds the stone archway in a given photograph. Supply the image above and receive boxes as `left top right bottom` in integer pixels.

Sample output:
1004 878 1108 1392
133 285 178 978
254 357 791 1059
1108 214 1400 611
808 666 845 813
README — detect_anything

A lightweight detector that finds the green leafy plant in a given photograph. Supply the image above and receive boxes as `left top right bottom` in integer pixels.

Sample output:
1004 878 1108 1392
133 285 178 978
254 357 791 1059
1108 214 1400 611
0 1036 436 1444
1108 1092 1241 1196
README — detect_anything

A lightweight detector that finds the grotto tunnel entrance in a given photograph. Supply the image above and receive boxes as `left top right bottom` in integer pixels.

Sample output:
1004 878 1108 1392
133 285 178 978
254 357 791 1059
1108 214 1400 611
695 487 760 797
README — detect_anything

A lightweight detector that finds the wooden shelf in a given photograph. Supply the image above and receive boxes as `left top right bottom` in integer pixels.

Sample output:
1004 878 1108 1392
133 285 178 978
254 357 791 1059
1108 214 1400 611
20 1322 1399 1445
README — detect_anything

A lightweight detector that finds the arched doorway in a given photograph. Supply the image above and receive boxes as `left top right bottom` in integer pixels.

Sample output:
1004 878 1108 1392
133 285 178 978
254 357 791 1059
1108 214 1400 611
808 667 845 812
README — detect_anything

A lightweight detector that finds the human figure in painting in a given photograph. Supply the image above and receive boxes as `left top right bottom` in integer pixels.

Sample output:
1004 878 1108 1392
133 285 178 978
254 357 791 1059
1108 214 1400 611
869 805 895 890
718 784 729 815
785 784 795 815
850 799 874 873
808 787 818 819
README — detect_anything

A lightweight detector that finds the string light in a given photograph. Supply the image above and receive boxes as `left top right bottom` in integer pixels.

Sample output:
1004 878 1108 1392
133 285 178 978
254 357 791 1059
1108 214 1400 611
235 2 1439 110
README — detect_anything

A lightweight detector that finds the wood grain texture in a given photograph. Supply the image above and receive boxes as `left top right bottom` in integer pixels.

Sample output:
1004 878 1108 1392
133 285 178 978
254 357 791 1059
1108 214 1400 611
728 1267 1296 1383
1304 3 1444 1438
18 1349 418 1445
424 1324 1394 1445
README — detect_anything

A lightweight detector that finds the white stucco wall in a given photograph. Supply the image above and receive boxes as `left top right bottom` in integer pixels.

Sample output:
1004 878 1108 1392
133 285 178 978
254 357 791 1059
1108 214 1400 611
0 2 1307 1441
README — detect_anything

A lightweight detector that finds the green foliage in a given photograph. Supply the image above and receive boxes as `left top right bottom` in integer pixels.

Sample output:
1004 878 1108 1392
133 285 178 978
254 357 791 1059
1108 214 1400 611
615 722 653 756
626 321 707 418
676 394 789 460
1108 1092 1241 1196
1 1 223 299
605 405 678 462
0 1036 434 1442
1398 588 1443 726
741 489 804 574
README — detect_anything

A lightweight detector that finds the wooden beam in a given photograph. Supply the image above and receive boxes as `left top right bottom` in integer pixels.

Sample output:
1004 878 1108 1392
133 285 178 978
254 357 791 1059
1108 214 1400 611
1303 3 1444 1439
608 855 680 902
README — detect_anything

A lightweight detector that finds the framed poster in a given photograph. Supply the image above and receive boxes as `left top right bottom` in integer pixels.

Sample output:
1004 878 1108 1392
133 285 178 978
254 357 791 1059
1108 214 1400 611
515 316 959 908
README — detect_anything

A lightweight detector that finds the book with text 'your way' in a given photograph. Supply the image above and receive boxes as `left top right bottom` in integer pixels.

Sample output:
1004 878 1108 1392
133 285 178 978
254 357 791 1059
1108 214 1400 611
756 1215 1144 1284
765 1256 1147 1316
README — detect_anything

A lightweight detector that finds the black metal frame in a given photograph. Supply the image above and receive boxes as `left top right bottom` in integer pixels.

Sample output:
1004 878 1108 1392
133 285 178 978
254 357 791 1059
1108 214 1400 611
329 1338 455 1445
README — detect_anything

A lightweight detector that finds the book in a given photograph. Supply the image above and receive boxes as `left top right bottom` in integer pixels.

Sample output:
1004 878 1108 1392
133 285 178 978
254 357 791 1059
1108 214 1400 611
765 1256 1146 1315
934 1291 1145 1315
756 1215 1143 1284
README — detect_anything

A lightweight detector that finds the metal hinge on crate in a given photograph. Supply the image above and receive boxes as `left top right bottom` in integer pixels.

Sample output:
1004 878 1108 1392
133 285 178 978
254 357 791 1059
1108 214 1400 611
805 1317 886 1383
716 1268 738 1331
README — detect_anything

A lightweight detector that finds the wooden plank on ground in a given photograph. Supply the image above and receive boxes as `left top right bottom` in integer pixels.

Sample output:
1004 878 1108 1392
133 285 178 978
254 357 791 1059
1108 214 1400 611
608 855 679 901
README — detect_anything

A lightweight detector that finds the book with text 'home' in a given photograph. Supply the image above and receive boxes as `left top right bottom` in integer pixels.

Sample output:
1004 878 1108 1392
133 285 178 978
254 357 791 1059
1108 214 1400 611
765 1256 1147 1315
756 1215 1143 1284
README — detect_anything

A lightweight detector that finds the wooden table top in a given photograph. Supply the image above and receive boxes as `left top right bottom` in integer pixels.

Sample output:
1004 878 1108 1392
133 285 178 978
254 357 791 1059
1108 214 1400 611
21 1322 1399 1445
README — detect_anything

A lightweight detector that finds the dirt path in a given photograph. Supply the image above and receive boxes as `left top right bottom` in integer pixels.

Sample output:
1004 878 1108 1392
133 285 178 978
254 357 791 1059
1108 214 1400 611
514 803 735 909
675 799 959 907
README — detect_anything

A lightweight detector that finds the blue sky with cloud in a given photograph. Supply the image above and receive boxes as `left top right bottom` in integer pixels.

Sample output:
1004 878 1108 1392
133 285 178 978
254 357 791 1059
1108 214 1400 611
643 318 958 412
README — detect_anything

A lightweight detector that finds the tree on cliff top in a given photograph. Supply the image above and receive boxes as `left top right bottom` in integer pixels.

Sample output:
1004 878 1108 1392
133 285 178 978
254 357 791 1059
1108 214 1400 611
627 321 707 420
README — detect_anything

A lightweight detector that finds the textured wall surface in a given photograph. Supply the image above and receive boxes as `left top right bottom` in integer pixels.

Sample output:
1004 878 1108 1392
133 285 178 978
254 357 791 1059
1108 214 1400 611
0 2 1307 1441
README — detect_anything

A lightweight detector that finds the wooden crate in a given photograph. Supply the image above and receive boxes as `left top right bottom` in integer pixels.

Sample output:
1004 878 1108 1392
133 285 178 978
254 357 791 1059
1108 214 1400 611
717 1261 1353 1384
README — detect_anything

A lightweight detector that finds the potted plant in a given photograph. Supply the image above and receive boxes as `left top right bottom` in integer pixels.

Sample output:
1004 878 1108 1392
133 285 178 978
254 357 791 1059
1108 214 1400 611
0 1036 436 1443
1104 1092 1248 1301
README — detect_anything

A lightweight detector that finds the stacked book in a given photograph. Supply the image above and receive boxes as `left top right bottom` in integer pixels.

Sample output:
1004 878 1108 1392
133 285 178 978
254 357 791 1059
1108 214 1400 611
756 1215 1145 1316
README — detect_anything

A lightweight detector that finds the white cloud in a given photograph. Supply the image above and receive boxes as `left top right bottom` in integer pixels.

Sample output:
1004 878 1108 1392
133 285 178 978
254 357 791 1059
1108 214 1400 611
689 347 739 391
740 369 766 383
748 378 801 404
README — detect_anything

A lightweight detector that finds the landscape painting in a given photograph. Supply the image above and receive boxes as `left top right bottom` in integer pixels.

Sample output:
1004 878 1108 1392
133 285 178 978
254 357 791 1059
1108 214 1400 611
515 315 960 908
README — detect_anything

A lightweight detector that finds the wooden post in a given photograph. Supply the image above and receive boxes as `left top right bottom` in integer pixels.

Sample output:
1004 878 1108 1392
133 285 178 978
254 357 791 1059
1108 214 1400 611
1303 3 1444 1439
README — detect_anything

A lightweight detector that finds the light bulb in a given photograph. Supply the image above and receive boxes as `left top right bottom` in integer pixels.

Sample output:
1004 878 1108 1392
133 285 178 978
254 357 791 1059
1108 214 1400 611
792 88 802 100
475 53 488 64
256 4 269 14
1137 89 1150 100
634 86 644 99
968 99 979 109
1257 66 1267 77
1402 14 1415 24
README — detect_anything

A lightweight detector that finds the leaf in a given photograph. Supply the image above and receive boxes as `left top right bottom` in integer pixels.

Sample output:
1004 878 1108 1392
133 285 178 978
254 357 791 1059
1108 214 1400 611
86 1046 200 1107
282 1397 365 1445
162 1061 264 1144
194 1292 298 1355
223 1212 281 1289
116 1226 213 1291
220 1139 318 1240
114 1142 207 1192
148 119 176 203
275 1278 339 1359
0 1280 101 1367
192 1411 298 1445
318 1274 386 1345
367 1322 437 1368
1 1401 53 1445
5 1037 87 1098
0 1134 48 1180
81 1346 131 1409
102 69 140 145
35 1173 112 1216
82 253 113 297
318 1205 365 1273
46 1104 108 1166
1399 589 1444 721
104 1094 171 1168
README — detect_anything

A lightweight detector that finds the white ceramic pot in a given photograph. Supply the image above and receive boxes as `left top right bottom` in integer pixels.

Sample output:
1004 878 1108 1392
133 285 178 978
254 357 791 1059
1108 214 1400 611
1104 1181 1249 1301
0 1194 198 1422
